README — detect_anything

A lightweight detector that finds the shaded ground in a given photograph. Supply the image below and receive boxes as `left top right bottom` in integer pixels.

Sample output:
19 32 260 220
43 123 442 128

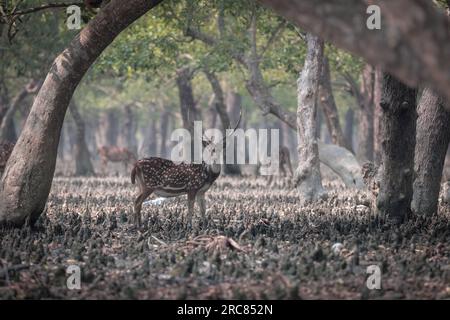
0 176 449 299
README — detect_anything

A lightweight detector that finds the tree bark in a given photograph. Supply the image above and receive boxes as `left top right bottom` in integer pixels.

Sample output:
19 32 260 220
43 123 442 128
100 111 119 147
373 68 383 165
318 57 350 150
377 74 417 223
344 108 354 151
412 88 450 216
69 101 95 176
176 67 198 135
356 64 375 162
295 34 326 202
257 0 450 106
122 103 138 155
0 0 163 227
159 110 170 158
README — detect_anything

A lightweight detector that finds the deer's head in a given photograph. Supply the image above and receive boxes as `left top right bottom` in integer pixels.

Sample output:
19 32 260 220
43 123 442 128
201 109 242 169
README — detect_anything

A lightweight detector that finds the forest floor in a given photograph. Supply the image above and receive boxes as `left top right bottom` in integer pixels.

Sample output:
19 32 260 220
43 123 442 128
0 175 449 299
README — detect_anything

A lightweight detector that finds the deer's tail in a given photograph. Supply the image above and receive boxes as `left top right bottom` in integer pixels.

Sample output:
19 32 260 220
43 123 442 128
131 163 139 184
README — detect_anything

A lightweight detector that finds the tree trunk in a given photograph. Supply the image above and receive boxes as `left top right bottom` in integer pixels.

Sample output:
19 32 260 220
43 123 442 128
100 111 119 147
344 108 354 151
0 0 163 227
356 64 374 162
319 57 350 150
159 110 170 158
373 68 383 165
176 68 198 135
315 107 322 140
147 117 157 156
122 103 137 155
295 34 326 202
205 98 218 129
257 0 450 105
377 74 417 223
69 101 95 176
412 88 450 216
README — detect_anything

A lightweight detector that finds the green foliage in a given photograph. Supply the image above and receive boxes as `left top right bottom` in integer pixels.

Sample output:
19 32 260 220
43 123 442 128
1 0 364 132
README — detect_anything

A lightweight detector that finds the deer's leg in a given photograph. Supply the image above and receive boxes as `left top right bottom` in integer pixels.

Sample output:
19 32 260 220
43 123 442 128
134 189 152 227
196 192 206 218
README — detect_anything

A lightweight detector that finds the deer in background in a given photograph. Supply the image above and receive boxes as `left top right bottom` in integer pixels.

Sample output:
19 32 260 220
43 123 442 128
131 112 241 227
263 146 294 185
98 146 136 174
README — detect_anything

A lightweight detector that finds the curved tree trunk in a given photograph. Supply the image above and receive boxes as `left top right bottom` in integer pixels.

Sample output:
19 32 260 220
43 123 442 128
69 101 95 176
0 0 163 227
319 57 350 150
295 34 327 202
377 74 417 223
176 67 198 134
412 88 450 216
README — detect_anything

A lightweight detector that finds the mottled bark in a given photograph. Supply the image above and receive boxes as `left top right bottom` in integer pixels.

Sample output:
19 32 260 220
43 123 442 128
377 74 417 223
257 0 450 105
295 34 326 202
319 57 349 150
412 88 450 216
0 0 163 227
69 101 95 176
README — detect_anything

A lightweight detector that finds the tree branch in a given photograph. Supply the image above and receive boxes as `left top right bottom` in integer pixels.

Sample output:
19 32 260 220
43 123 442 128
260 20 287 57
4 2 83 17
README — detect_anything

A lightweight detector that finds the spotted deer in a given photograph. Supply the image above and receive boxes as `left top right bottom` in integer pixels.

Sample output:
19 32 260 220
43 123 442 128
0 142 14 175
98 146 136 173
131 112 241 226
